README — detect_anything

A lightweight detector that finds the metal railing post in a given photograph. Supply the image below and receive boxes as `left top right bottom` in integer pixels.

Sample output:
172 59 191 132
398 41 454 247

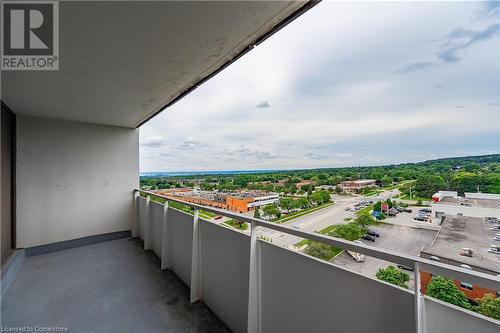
190 208 201 303
247 221 262 333
414 262 426 333
144 195 151 250
161 201 170 270
132 191 140 238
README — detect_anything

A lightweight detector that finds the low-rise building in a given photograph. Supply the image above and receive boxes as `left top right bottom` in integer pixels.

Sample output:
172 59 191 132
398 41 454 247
339 179 377 193
420 215 500 302
431 191 500 222
154 189 279 213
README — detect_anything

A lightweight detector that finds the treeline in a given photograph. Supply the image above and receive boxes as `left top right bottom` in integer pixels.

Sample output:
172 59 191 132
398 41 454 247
140 154 500 196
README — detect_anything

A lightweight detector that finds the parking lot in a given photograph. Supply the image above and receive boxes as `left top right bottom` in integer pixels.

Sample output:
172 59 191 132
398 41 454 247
381 206 438 230
332 224 438 290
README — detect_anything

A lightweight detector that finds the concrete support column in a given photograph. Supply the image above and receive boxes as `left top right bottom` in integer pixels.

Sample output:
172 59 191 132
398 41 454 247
247 221 262 333
161 201 170 270
143 195 151 250
190 209 201 303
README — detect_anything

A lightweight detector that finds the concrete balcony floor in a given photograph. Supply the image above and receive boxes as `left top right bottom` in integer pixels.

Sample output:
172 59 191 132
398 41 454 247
1 238 230 333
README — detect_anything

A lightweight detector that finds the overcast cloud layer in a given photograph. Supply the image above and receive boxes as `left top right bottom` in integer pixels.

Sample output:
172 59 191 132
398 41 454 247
140 1 500 172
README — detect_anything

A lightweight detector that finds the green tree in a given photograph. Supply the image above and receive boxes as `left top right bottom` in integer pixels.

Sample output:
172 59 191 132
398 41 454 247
330 223 364 241
279 197 294 213
354 215 375 229
381 176 392 186
452 172 482 194
474 293 500 320
262 204 280 220
415 175 446 197
426 276 470 310
294 197 310 210
373 201 382 212
376 266 410 288
253 208 261 219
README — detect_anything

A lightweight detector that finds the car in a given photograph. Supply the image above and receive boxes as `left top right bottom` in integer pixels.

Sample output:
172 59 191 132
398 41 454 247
362 234 376 242
403 208 412 213
397 264 414 272
350 208 357 212
485 217 498 224
388 208 399 216
293 225 301 230
214 215 223 220
366 229 380 237
345 207 351 211
414 214 427 221
419 208 431 213
395 206 404 212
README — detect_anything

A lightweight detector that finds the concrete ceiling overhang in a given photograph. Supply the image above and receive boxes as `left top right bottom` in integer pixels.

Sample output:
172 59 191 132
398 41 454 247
1 1 317 128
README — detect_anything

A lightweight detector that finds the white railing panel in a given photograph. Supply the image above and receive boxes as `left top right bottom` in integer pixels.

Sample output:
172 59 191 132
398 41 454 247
424 296 500 333
167 208 194 286
150 202 164 258
260 241 415 333
199 220 251 333
137 196 147 240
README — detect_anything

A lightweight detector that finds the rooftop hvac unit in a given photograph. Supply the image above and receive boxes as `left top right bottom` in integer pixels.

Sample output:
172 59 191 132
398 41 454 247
460 248 473 257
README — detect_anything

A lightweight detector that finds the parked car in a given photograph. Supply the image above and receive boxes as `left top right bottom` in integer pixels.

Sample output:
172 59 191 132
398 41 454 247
366 229 380 237
345 207 351 211
388 208 399 216
214 215 223 220
419 208 431 213
293 225 301 230
485 217 498 224
403 208 412 213
397 264 414 272
414 214 427 221
362 234 376 242
395 206 404 212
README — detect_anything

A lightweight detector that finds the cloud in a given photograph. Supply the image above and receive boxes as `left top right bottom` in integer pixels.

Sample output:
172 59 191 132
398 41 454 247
455 105 467 109
138 1 500 172
478 1 500 19
140 136 166 148
394 61 435 74
305 152 327 160
255 100 270 108
177 137 200 150
438 24 500 63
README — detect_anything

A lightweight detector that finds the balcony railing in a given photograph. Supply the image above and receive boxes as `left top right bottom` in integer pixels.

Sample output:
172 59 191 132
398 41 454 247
134 189 500 333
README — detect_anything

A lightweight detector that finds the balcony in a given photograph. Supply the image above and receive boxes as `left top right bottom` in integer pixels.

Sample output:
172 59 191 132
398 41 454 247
1 1 499 332
3 190 498 332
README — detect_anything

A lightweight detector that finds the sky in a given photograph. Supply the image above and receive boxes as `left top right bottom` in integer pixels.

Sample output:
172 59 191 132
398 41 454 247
139 1 500 172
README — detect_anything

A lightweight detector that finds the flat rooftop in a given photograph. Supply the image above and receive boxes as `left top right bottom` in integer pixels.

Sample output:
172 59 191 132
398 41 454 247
421 215 500 274
436 196 500 209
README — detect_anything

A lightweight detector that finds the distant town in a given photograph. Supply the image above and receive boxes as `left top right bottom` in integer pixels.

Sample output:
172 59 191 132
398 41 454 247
140 154 500 320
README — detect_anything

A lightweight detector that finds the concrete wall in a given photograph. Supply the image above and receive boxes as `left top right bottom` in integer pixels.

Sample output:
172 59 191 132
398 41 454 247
16 116 139 247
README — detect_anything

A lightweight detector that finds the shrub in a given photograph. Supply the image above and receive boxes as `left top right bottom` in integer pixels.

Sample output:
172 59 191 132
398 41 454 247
474 293 500 320
426 276 470 310
376 266 410 288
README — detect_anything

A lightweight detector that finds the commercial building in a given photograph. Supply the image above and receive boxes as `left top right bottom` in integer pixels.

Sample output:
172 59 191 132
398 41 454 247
340 179 377 193
431 191 500 223
155 189 279 213
420 215 500 302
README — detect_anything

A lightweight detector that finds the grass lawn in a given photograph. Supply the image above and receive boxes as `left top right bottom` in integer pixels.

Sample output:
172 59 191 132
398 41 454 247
222 219 248 230
318 224 338 234
356 204 374 217
275 202 334 223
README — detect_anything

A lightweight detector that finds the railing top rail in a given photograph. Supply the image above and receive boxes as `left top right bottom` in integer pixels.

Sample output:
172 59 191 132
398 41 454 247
135 189 500 290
